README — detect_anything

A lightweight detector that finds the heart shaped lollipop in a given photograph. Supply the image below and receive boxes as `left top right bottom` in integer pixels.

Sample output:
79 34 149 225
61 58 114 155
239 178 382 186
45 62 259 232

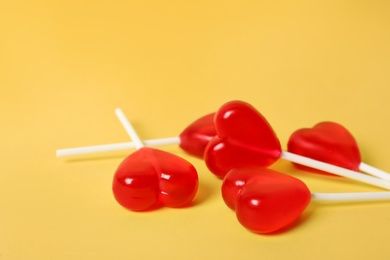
113 147 198 210
288 122 390 181
112 109 198 211
222 167 390 234
222 167 312 233
288 122 361 171
204 100 282 178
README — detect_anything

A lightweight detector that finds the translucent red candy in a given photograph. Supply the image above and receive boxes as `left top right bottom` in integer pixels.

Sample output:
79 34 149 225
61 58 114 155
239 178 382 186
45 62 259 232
222 167 311 234
112 147 198 211
288 122 361 173
204 100 282 178
179 113 216 158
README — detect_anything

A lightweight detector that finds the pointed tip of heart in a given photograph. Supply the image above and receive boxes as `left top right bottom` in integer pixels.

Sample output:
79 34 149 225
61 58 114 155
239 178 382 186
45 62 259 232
179 113 216 158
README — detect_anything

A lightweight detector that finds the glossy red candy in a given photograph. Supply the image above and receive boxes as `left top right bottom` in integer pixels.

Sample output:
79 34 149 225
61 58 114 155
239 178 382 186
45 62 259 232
113 147 198 211
221 168 256 210
288 122 361 172
204 100 282 178
179 113 216 158
222 167 311 234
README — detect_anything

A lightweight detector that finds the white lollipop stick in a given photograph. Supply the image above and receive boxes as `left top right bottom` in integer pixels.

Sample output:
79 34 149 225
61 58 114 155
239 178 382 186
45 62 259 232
359 162 390 182
114 108 144 148
56 108 179 157
56 137 180 157
281 151 390 190
311 192 390 202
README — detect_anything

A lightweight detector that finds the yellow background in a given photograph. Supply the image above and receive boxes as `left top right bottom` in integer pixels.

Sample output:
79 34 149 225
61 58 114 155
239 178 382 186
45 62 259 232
1 1 390 259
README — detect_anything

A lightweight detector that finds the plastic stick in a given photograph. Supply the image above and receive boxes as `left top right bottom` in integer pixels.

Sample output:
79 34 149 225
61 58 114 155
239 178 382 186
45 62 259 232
281 151 390 190
56 137 180 157
359 162 390 182
114 108 144 149
311 192 390 202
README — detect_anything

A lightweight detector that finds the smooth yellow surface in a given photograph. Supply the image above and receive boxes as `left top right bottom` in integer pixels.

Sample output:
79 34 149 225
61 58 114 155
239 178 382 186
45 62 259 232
1 1 390 259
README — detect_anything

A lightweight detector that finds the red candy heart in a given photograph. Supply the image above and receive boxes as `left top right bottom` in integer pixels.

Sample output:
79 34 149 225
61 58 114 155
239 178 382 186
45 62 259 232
204 101 282 178
222 167 311 234
113 147 198 211
179 113 216 158
288 122 361 173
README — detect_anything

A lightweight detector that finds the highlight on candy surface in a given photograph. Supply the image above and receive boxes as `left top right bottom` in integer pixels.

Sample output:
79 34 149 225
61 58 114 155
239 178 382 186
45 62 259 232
288 122 361 172
221 167 258 211
204 100 282 178
112 108 198 211
221 167 311 234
